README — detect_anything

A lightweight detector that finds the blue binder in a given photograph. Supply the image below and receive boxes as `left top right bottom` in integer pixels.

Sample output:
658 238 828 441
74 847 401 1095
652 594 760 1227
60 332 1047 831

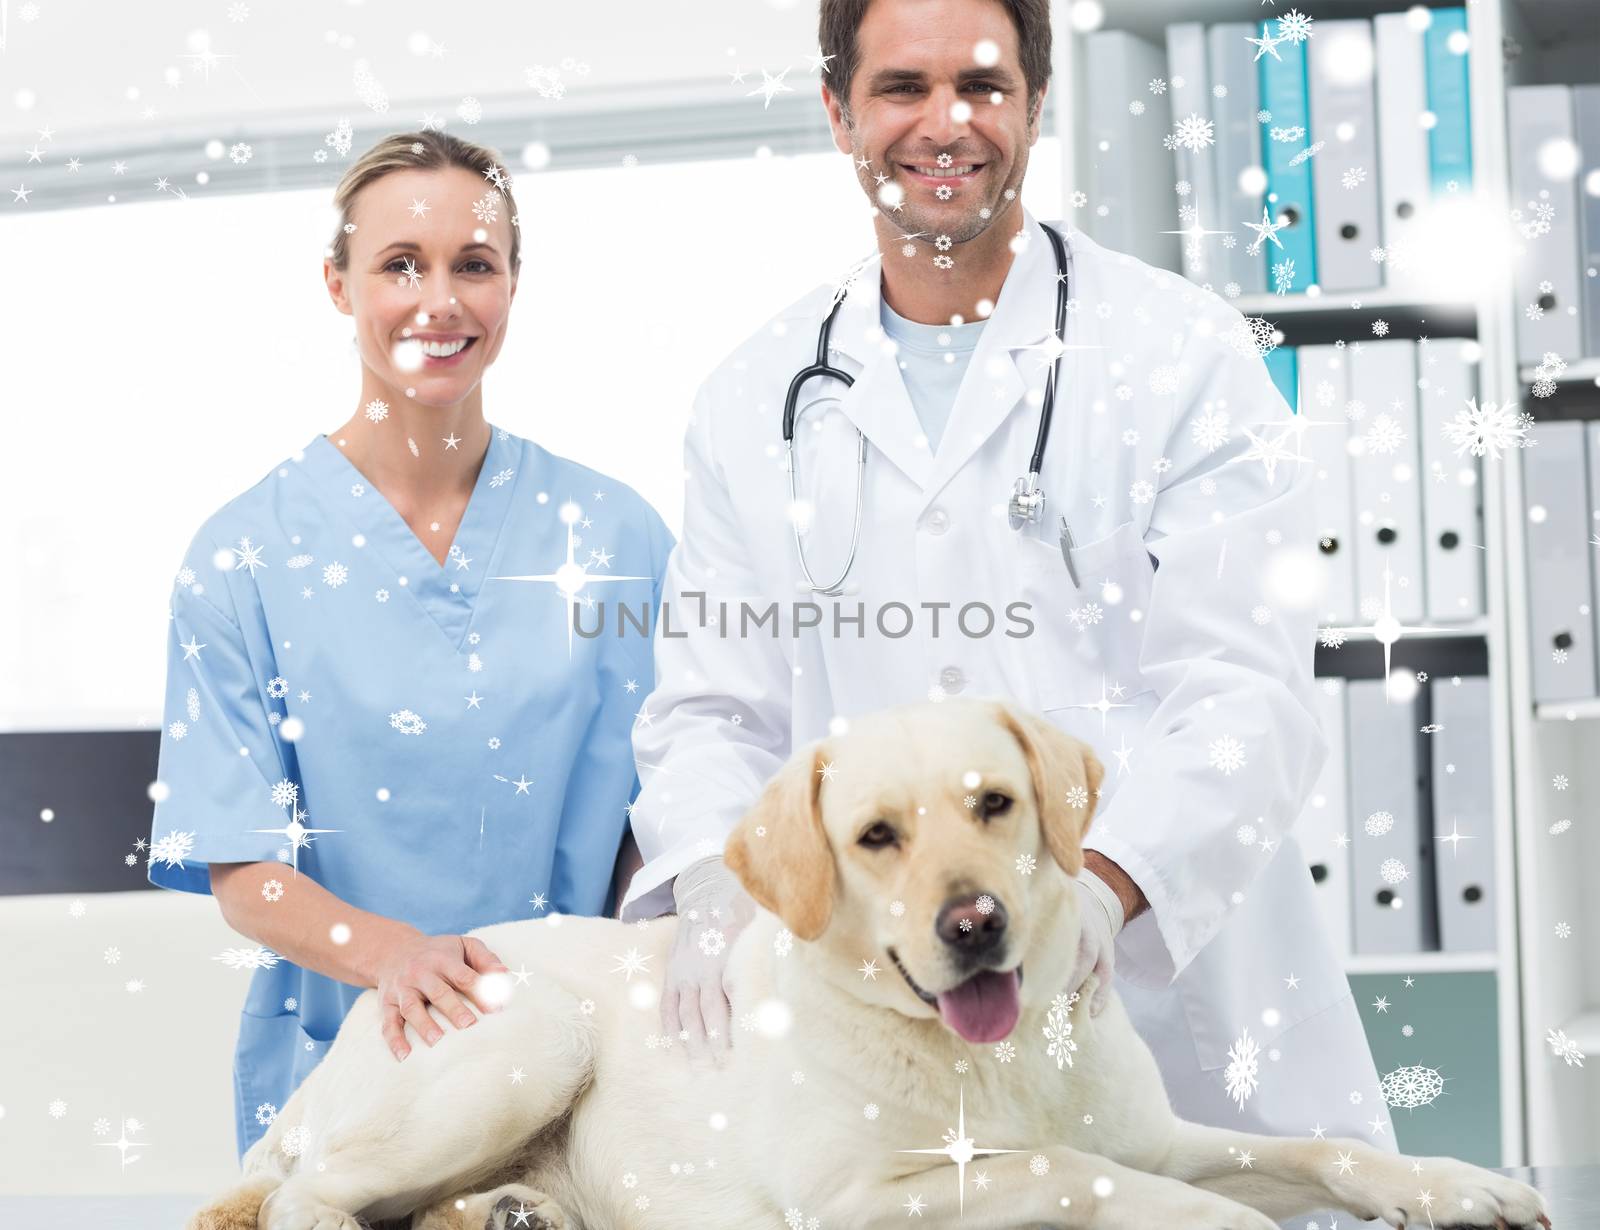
1257 22 1317 293
1424 8 1473 193
1264 346 1299 410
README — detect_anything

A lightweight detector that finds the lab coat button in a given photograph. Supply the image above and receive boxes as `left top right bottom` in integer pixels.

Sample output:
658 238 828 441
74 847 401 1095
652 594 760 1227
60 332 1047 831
922 508 950 535
939 665 965 693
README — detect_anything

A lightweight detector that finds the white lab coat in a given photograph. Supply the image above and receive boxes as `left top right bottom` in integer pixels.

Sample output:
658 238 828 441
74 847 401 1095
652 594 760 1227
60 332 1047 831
624 209 1395 1146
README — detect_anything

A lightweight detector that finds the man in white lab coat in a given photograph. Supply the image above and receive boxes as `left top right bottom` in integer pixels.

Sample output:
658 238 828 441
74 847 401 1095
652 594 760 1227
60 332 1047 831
623 0 1397 1213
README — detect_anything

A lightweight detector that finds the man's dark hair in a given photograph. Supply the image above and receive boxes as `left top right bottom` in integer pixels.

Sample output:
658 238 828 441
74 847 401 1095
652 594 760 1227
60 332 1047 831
818 0 1053 124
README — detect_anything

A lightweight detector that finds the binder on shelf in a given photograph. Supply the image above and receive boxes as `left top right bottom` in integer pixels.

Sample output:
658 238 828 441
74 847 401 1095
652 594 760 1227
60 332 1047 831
1264 346 1298 412
1256 21 1317 293
1574 86 1600 360
1423 8 1473 193
1084 31 1180 274
1348 340 1426 623
1346 677 1437 955
1508 85 1584 365
1587 424 1600 673
1522 421 1598 703
1207 23 1267 294
1430 676 1497 954
1307 19 1382 291
1295 680 1354 960
1297 344 1357 623
1373 12 1434 295
1166 23 1220 285
1416 338 1485 621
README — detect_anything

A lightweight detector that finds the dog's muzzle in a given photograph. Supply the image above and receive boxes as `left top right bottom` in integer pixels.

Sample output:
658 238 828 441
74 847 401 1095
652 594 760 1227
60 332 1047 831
888 946 1026 1045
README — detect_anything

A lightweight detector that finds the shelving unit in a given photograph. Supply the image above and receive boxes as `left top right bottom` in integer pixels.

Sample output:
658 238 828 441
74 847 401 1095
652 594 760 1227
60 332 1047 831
1345 949 1499 975
1518 357 1600 383
1048 0 1600 1168
1494 0 1600 1169
1232 288 1478 317
1332 617 1493 639
1535 698 1600 721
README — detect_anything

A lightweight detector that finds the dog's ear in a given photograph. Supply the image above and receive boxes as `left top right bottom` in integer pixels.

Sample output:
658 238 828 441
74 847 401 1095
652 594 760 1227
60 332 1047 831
724 742 835 940
996 701 1104 878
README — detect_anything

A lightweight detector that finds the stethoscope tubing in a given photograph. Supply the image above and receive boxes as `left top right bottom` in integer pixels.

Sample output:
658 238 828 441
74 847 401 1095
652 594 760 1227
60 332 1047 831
782 221 1070 595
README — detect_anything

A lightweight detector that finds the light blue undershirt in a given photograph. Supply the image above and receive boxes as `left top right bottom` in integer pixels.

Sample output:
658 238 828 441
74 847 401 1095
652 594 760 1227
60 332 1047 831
879 298 987 454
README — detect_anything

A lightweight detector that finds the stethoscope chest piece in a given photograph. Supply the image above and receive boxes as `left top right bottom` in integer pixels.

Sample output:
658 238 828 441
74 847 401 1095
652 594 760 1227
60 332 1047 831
1008 472 1045 530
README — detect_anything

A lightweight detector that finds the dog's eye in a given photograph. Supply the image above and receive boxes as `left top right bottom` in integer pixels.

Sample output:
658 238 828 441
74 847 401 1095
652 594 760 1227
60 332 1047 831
858 821 898 849
980 791 1012 818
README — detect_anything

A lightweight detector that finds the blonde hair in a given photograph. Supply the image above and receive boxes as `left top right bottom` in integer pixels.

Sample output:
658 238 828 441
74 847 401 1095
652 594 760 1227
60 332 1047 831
327 130 522 272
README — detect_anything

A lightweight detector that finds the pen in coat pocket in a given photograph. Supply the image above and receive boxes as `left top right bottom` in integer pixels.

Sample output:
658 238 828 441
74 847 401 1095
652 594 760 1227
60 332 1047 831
1058 516 1080 587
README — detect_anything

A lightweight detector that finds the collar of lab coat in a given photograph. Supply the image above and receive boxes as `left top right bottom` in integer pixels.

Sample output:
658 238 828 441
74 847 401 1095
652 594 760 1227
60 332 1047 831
816 206 1066 496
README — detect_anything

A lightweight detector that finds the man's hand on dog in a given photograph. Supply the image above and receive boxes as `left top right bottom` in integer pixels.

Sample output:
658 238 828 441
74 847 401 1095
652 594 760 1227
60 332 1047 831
663 855 757 1064
1070 870 1124 1017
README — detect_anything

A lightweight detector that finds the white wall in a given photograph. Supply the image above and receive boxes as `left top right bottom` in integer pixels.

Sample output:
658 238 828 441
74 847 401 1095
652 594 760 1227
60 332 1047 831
0 0 827 143
0 892 250 1196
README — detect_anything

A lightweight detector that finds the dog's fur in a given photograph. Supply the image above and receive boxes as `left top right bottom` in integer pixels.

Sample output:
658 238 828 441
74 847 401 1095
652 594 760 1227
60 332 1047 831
187 698 1551 1229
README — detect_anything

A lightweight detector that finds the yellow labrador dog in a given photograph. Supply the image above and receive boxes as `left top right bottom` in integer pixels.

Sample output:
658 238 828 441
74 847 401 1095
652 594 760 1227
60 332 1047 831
189 699 1551 1230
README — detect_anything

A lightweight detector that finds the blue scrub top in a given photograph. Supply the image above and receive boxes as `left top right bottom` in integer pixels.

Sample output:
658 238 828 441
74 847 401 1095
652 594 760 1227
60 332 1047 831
147 423 672 1159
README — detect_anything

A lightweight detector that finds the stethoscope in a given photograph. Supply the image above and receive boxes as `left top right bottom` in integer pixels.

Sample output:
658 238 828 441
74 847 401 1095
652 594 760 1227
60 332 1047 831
782 222 1079 597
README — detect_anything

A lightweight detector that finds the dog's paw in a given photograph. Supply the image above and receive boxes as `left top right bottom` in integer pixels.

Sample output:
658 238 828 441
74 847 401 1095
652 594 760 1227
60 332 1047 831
277 1208 363 1230
483 1184 565 1230
256 1184 365 1230
256 1202 363 1228
185 1178 280 1230
1363 1157 1550 1230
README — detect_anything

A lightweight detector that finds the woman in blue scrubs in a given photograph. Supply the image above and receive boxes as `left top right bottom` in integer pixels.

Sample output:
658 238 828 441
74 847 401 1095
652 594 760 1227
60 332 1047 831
147 130 671 1161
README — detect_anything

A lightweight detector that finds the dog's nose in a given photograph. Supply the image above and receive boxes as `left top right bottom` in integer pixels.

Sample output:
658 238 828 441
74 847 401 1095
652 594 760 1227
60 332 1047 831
935 893 1009 955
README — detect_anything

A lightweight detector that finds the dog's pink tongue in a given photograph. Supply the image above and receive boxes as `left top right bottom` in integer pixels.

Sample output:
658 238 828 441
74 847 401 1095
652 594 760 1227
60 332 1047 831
935 969 1021 1043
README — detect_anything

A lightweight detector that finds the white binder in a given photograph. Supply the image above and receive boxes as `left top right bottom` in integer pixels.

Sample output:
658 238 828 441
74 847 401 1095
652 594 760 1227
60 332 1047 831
1308 19 1382 291
1523 421 1598 703
1294 680 1354 960
1297 344 1358 623
1084 31 1180 273
1165 22 1219 284
1373 12 1432 294
1348 340 1426 623
1508 86 1584 365
1207 23 1266 294
1574 86 1600 359
1588 424 1600 673
1416 338 1486 621
1346 677 1436 954
1429 676 1497 954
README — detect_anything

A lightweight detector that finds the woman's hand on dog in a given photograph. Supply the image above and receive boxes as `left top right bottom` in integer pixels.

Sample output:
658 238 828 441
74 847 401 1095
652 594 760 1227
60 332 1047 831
663 856 758 1064
376 931 511 1061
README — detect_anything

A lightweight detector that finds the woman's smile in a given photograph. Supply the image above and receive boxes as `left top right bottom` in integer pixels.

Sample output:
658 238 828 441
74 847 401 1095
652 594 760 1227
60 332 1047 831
393 334 480 370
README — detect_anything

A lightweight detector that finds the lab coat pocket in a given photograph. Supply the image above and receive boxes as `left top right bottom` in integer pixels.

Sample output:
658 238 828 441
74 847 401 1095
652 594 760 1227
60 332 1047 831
1172 840 1353 1071
1177 966 1353 1074
1014 520 1159 714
